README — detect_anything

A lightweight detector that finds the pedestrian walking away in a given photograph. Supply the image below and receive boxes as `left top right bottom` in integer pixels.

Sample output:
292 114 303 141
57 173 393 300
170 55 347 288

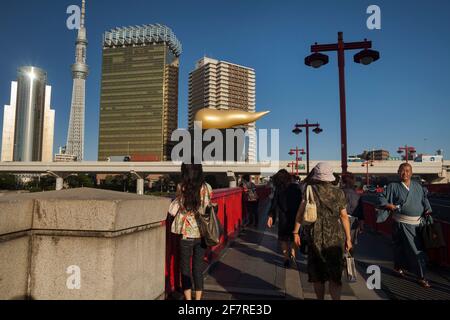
240 174 259 228
293 162 353 300
169 162 213 300
341 172 365 249
267 169 302 268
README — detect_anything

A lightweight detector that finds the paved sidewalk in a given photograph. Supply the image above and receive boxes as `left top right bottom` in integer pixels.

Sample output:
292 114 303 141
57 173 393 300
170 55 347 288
203 197 302 300
353 229 450 300
203 227 302 300
202 198 450 300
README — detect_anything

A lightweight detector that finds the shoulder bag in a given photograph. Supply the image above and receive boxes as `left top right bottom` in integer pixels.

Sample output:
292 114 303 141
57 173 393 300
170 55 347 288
420 215 446 249
303 185 317 225
196 186 223 247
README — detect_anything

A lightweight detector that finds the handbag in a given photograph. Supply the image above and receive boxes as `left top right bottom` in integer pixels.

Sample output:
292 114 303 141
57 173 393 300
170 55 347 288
420 215 446 250
196 203 221 247
344 252 357 283
302 185 317 225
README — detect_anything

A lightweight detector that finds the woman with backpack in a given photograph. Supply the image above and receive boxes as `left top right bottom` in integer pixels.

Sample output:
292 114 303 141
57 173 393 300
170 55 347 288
170 162 213 300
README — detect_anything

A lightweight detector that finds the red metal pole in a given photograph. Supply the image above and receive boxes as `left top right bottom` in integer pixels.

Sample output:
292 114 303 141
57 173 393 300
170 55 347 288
306 120 310 174
366 162 369 186
296 148 299 176
337 32 348 174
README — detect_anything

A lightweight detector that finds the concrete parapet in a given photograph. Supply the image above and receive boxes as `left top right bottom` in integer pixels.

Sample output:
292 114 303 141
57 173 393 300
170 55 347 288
0 188 170 300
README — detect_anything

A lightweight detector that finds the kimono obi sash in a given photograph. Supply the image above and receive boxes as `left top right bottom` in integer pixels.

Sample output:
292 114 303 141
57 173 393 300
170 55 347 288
393 212 421 225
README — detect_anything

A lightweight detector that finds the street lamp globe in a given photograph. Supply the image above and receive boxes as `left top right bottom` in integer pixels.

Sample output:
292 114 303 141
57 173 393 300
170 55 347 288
292 127 302 135
354 49 380 65
313 127 323 134
305 52 329 69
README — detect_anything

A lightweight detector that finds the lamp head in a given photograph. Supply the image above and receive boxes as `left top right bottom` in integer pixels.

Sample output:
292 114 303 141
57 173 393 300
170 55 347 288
313 127 323 134
305 52 329 69
354 49 380 65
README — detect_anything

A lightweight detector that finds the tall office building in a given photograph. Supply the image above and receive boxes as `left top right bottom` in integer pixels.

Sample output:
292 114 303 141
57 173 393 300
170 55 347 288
1 66 55 162
188 57 257 162
98 24 181 161
66 0 88 161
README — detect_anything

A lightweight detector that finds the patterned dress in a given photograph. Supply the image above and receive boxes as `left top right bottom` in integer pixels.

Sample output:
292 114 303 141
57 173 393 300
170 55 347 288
306 181 347 284
175 183 213 239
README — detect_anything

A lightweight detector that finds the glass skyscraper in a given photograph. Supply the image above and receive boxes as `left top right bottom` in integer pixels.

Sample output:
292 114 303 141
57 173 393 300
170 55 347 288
98 24 181 161
1 66 55 162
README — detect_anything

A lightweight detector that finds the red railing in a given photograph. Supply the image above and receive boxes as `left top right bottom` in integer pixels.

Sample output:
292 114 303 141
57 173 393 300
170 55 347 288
425 184 450 196
207 188 244 262
363 202 450 267
362 202 393 236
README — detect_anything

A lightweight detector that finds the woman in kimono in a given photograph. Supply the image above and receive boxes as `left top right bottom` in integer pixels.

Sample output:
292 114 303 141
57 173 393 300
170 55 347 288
377 163 432 288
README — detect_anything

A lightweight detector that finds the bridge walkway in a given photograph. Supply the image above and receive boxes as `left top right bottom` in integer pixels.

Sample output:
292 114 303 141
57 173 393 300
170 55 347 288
203 198 450 300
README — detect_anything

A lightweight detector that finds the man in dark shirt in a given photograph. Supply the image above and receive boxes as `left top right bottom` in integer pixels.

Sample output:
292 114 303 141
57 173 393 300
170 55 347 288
341 173 365 247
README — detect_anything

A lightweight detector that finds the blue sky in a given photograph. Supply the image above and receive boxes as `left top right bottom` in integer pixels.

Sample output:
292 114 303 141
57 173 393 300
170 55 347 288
1 0 449 161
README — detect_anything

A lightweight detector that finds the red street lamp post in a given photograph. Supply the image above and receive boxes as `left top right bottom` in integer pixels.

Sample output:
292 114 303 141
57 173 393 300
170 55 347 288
397 145 416 163
289 147 305 176
293 120 322 174
287 161 296 175
305 32 380 174
361 160 374 186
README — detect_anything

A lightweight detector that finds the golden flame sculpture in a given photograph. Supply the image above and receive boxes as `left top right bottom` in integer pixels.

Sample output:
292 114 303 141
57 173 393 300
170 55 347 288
194 108 270 129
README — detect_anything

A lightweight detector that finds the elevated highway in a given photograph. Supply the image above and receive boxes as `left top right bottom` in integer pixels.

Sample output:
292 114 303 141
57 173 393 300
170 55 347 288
0 160 448 194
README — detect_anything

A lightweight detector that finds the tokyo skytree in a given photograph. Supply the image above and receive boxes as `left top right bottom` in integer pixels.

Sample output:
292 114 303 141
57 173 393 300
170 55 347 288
66 0 88 161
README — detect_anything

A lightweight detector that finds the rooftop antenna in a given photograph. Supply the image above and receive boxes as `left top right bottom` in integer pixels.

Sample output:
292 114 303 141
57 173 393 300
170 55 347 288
81 0 86 29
